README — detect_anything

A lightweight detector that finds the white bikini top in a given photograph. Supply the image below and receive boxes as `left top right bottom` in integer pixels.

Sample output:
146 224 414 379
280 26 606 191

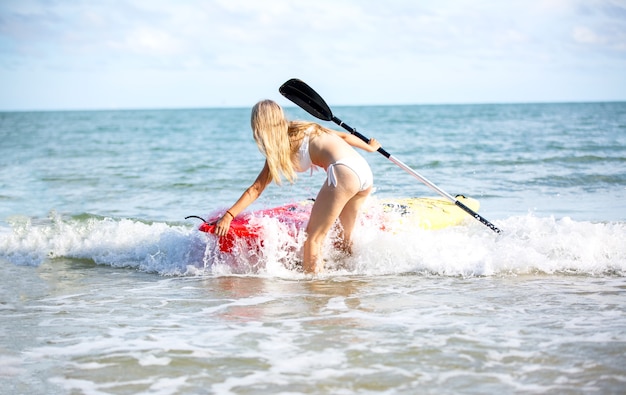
294 128 318 173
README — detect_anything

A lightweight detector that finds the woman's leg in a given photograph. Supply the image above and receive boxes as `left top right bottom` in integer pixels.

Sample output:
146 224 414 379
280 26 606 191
303 166 360 273
336 186 372 254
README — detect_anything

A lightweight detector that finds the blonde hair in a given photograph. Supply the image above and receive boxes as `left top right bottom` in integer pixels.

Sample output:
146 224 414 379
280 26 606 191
251 100 329 185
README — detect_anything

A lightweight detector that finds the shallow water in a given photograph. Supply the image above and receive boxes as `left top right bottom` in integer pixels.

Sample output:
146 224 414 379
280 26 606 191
2 260 625 394
1 103 625 393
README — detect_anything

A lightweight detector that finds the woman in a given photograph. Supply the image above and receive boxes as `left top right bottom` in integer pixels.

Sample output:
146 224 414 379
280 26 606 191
213 100 381 273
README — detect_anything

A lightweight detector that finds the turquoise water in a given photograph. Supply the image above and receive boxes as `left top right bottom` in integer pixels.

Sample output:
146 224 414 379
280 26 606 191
1 103 625 394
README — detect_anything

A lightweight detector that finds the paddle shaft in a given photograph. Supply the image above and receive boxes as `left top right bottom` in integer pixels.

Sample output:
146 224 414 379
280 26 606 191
278 78 502 234
331 115 502 234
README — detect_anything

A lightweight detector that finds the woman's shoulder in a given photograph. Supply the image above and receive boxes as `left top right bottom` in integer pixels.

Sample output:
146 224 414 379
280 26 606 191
290 120 316 129
289 121 324 138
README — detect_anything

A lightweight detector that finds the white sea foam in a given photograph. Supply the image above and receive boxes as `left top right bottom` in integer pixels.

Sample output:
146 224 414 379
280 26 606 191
1 211 624 277
0 212 206 275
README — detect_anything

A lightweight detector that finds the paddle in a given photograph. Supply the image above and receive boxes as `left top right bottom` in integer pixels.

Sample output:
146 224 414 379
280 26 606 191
279 78 502 234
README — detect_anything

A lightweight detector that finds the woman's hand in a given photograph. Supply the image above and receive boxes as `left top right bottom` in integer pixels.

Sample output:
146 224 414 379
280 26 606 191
367 138 381 152
213 212 233 237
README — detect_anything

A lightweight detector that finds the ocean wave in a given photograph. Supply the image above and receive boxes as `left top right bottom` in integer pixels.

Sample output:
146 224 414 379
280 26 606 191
1 211 625 278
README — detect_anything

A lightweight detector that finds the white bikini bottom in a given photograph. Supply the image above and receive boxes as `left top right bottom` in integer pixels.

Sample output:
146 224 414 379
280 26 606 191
327 155 373 192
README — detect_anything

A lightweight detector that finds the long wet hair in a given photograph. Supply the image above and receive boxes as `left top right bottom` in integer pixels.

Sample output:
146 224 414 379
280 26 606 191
251 100 329 185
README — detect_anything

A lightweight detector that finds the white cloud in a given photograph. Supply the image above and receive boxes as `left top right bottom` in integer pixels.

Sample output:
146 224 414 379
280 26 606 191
572 26 603 44
112 27 185 56
0 0 625 109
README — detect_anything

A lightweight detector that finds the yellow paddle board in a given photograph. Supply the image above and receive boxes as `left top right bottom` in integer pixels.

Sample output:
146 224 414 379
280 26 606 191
379 195 480 230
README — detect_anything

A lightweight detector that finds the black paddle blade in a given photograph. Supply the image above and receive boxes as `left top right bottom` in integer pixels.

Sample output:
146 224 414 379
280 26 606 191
279 78 333 121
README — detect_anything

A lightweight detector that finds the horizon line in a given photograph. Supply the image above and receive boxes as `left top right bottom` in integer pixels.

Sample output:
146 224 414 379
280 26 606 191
1 99 625 113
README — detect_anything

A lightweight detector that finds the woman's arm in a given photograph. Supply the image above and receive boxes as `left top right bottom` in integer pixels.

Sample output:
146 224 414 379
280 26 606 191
332 130 381 152
213 161 272 237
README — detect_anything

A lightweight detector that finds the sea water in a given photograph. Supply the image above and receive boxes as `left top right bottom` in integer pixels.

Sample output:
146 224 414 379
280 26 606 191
1 103 625 394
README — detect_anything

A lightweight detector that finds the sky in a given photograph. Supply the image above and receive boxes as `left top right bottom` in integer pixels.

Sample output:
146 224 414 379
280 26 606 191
0 0 625 111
